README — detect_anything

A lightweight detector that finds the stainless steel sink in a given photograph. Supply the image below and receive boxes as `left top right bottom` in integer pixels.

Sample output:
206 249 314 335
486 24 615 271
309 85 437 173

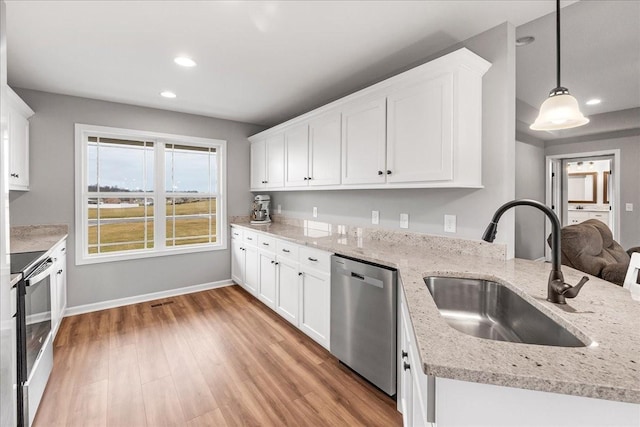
424 276 589 347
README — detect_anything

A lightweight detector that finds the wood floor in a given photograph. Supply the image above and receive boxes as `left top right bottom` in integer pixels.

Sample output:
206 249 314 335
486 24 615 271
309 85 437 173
34 285 402 426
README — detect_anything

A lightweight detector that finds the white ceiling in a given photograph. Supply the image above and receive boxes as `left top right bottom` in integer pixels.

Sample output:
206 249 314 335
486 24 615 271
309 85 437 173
516 0 640 120
6 0 575 127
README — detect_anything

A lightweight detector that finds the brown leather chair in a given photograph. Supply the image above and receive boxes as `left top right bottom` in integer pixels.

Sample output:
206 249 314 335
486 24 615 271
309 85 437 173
548 219 640 286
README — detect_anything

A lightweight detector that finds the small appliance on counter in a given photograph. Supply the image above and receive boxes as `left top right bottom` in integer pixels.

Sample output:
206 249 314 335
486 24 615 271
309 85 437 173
250 195 271 224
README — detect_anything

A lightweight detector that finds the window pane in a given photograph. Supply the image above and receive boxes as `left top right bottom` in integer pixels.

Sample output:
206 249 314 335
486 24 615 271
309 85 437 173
166 144 213 193
165 197 215 246
88 197 154 254
93 138 154 192
87 143 98 191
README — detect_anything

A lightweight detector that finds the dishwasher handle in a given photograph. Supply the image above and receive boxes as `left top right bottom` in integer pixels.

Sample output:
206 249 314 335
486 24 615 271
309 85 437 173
336 268 384 289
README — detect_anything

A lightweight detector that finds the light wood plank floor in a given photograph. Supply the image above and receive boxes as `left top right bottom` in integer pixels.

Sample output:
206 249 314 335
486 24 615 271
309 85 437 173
34 285 402 426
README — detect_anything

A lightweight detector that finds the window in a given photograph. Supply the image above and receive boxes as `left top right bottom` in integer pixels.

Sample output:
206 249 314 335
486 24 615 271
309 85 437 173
75 124 226 264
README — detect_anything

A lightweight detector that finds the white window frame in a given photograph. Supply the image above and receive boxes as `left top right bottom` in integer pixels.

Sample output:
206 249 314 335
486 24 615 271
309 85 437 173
75 123 227 265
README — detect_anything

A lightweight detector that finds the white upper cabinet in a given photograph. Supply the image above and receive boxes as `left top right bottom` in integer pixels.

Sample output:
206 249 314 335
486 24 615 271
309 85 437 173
251 133 285 190
308 111 341 186
7 87 34 191
248 47 491 191
284 124 309 187
250 139 267 189
341 97 386 185
386 73 453 183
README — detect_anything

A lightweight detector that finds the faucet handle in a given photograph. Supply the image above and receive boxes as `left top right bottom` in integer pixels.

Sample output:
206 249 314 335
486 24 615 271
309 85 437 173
561 276 589 299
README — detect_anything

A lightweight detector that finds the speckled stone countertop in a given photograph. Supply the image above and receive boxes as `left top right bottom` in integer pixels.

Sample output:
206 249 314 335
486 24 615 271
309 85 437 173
231 219 640 404
10 224 68 253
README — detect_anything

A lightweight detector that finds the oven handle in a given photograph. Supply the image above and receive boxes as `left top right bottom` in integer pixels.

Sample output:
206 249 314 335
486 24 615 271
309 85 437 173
25 259 54 287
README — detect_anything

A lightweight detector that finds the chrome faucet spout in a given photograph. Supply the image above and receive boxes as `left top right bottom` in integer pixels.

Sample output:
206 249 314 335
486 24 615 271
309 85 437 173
482 199 588 304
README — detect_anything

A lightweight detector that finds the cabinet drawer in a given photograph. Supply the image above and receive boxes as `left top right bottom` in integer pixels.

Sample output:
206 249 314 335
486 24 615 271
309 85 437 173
276 239 299 261
231 227 243 240
258 234 277 252
243 230 258 245
299 247 331 272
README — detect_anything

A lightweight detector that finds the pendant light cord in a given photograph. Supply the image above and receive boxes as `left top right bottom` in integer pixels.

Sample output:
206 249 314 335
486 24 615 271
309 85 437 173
556 0 561 88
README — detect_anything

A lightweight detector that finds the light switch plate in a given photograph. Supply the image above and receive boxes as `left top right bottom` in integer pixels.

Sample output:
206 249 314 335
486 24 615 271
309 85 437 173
444 214 456 233
313 206 318 218
277 204 282 214
626 203 634 212
400 213 409 229
372 210 379 225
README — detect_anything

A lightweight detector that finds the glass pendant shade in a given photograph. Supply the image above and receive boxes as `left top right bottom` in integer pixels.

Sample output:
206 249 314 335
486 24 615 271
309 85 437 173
530 91 589 131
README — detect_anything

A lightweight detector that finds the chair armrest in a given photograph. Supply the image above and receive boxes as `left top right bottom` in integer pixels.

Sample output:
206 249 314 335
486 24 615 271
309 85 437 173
627 246 640 257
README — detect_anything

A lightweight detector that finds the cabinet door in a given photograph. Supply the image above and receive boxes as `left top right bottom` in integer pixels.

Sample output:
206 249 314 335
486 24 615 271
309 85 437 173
299 267 330 349
309 112 341 186
284 124 309 187
400 308 413 427
275 258 299 326
8 110 29 190
243 245 259 296
250 140 267 190
258 251 277 309
231 237 245 285
341 96 387 185
266 133 285 188
386 74 454 183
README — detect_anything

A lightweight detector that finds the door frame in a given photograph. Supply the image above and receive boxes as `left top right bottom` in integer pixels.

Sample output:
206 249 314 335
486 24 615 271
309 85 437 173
545 149 621 260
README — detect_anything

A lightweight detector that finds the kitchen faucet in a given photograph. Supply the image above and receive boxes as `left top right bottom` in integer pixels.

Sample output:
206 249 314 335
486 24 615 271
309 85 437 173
481 199 589 304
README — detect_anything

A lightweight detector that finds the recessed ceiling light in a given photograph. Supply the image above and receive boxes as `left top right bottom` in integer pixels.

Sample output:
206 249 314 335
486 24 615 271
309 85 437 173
585 98 601 106
160 91 177 98
516 36 535 47
174 57 197 67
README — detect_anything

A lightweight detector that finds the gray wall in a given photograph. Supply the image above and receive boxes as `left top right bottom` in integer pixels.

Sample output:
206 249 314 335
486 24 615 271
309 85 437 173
271 23 517 257
515 140 546 260
545 134 640 249
9 89 264 308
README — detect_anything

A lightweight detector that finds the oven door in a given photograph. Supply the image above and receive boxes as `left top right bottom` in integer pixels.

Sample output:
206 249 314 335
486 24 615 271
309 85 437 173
18 258 54 427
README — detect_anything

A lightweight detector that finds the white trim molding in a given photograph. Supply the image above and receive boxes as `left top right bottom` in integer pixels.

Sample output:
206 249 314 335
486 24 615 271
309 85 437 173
64 279 235 317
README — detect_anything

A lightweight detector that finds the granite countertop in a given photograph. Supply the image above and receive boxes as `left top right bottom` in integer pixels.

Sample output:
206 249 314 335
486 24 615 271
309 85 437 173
231 220 640 404
10 224 68 254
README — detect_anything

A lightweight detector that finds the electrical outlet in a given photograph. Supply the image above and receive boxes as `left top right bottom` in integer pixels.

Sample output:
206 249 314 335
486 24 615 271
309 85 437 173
626 203 634 212
444 214 456 233
372 210 379 225
313 206 318 218
400 213 409 229
277 204 282 214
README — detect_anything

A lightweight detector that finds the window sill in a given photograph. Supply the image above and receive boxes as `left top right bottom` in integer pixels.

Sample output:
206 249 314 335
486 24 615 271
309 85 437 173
75 243 227 266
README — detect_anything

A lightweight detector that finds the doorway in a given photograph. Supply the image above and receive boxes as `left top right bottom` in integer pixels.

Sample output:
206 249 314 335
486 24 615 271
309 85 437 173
545 149 621 260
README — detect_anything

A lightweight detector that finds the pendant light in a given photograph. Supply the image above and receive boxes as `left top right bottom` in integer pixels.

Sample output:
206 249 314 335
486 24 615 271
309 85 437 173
530 0 589 131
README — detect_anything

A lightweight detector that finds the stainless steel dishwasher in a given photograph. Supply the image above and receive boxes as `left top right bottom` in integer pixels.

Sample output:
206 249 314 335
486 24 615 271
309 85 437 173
330 254 397 396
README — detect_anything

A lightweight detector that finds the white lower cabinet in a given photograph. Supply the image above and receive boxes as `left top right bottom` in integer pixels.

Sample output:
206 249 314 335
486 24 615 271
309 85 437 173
231 227 331 349
258 250 277 309
275 258 300 326
50 239 67 340
299 263 330 349
230 227 259 297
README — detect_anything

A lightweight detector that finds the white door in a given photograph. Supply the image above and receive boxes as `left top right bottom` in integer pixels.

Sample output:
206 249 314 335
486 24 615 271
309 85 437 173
400 309 413 427
299 267 330 349
231 237 245 285
386 74 453 183
309 111 341 186
250 140 266 190
341 96 387 185
266 133 285 188
275 258 299 326
284 124 309 187
258 251 277 309
243 245 259 296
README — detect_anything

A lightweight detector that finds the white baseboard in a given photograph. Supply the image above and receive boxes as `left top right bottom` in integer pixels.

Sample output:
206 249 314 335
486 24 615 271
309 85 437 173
64 279 234 317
